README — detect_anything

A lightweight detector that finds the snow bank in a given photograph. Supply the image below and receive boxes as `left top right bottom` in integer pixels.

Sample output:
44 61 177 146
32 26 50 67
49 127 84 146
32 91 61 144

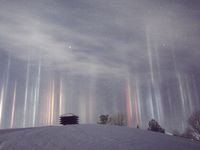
0 125 199 150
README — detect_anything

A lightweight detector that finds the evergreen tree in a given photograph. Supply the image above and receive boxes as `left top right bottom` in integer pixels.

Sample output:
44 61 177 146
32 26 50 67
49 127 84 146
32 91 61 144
148 119 165 133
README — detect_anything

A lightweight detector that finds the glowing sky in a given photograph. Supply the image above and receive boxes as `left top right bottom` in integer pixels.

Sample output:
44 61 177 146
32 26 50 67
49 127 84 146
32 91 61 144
0 0 200 132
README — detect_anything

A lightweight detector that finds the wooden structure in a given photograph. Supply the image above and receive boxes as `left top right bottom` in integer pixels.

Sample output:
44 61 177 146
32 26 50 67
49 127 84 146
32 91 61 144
60 113 79 125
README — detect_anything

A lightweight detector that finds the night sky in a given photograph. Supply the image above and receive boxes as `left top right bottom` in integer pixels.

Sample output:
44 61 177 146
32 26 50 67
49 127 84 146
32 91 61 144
0 0 200 132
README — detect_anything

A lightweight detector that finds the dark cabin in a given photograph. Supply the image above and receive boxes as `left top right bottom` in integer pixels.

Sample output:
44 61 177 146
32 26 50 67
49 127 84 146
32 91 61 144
60 113 79 125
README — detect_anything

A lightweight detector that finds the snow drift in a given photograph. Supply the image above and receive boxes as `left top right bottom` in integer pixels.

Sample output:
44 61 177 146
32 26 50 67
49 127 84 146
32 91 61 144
0 125 199 150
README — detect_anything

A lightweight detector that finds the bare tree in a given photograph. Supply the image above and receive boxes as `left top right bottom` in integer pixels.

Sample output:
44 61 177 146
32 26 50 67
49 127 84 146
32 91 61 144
181 127 195 140
98 114 109 124
108 113 127 126
98 113 127 126
183 110 200 141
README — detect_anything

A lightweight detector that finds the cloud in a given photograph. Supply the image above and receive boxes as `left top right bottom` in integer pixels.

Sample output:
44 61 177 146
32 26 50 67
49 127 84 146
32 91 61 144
0 0 199 78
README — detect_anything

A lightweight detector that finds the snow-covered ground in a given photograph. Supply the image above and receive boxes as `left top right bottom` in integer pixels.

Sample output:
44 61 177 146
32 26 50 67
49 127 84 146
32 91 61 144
0 125 199 150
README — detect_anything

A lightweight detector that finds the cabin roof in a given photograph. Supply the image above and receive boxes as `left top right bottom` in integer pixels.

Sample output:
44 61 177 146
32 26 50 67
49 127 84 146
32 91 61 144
60 113 77 117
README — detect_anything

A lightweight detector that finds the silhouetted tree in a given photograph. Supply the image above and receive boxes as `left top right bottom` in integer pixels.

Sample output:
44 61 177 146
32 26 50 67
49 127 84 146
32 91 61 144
148 119 165 133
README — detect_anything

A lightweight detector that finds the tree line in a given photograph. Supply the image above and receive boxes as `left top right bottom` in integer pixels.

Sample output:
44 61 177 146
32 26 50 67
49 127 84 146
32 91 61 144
97 110 200 142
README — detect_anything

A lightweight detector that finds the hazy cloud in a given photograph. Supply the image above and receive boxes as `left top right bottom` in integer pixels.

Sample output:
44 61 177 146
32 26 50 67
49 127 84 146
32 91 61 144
0 0 199 77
